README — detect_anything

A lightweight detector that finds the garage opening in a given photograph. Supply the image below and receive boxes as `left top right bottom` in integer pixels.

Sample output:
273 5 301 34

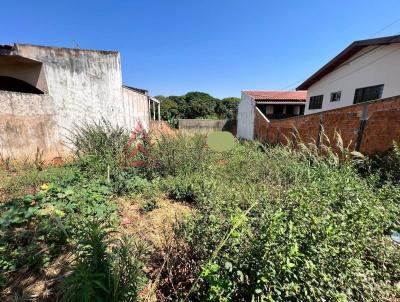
0 55 47 94
0 76 44 94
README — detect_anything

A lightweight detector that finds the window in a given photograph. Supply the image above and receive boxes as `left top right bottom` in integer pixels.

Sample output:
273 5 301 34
353 84 384 104
309 95 323 110
330 91 341 102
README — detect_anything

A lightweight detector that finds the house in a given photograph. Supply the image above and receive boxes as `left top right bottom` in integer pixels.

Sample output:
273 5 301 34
0 43 160 159
237 90 307 140
297 35 400 114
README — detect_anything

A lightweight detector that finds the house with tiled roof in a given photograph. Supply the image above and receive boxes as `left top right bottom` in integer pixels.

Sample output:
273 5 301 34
237 90 306 140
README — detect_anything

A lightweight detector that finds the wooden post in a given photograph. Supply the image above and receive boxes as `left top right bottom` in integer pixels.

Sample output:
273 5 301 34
158 102 161 121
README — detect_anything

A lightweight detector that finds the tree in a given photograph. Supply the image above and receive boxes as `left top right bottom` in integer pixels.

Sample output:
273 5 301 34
184 92 217 119
158 91 240 121
216 97 240 119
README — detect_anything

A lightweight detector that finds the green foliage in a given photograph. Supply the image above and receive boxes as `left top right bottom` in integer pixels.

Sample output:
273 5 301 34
139 199 159 213
216 97 240 119
0 193 68 273
0 173 118 280
146 133 212 178
0 164 78 200
62 221 147 302
68 118 130 177
158 91 240 121
148 135 400 301
359 141 400 185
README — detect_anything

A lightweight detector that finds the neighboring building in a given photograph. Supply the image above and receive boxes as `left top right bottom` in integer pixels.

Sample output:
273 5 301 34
237 90 306 140
298 35 400 114
0 43 160 159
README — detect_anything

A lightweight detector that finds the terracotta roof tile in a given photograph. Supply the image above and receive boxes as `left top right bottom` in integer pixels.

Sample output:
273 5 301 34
243 90 307 102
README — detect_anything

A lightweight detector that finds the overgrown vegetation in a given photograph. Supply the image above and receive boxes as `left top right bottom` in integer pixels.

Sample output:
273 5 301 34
1 120 399 301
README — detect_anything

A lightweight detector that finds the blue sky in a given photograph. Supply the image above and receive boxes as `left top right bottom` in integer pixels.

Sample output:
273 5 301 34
3 0 400 98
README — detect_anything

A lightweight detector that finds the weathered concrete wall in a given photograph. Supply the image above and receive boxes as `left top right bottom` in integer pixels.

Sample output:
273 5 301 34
0 44 152 159
122 87 149 130
179 119 236 135
0 56 48 93
254 95 400 155
14 44 126 140
0 90 62 159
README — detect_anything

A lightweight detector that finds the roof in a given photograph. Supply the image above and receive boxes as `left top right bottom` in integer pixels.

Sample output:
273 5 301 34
123 85 148 95
243 90 307 102
297 34 400 90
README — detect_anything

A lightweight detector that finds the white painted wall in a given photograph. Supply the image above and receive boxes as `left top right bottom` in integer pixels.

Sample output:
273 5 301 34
305 43 400 114
13 44 150 141
237 92 255 140
122 87 149 130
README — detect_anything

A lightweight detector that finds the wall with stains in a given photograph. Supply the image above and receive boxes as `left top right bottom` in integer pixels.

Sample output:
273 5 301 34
122 87 149 131
0 44 151 159
14 44 125 142
0 90 62 159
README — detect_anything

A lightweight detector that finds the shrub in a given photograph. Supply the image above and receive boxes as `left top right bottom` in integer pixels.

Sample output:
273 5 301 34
62 221 147 302
139 199 159 213
67 118 131 178
151 136 400 301
146 134 213 178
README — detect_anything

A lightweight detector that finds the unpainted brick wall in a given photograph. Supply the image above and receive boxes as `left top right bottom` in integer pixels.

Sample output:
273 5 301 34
254 96 400 155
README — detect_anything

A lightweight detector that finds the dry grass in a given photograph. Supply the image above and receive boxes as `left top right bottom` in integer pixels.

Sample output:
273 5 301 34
1 252 72 302
116 195 192 301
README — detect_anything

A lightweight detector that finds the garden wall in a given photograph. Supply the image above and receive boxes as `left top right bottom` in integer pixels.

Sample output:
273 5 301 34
0 90 63 160
179 119 236 135
254 95 400 154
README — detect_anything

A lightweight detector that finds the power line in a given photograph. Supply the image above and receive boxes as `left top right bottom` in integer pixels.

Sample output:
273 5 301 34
275 18 400 91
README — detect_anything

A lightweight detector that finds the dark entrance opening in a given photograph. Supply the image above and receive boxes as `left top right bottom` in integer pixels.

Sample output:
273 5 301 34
0 76 44 94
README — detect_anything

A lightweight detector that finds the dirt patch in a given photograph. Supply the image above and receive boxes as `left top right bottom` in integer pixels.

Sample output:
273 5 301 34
1 252 72 302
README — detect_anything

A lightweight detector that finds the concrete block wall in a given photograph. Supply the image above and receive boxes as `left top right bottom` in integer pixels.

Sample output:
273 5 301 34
254 95 400 155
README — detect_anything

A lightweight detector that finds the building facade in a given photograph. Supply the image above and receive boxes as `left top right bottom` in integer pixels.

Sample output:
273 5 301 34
237 90 306 140
298 35 400 114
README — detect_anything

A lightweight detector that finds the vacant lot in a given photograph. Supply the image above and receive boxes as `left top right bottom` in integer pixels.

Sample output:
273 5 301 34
1 121 399 301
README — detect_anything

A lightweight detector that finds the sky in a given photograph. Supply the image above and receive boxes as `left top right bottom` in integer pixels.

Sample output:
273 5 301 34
2 0 400 98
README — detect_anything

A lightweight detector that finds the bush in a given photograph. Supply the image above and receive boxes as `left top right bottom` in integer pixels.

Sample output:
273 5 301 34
149 136 400 301
68 118 131 178
62 221 147 302
146 134 213 178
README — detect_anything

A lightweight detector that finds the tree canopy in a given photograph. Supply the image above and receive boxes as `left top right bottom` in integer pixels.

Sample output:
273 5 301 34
156 91 240 122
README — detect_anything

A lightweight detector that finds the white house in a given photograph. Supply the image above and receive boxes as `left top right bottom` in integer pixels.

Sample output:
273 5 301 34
297 35 400 114
237 90 306 140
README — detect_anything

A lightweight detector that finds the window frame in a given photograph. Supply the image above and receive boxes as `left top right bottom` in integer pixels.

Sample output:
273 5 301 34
309 95 324 110
353 84 384 104
330 91 341 102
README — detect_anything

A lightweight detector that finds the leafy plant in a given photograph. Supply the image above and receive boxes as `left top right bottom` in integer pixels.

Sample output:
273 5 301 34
139 199 159 213
62 221 147 302
148 135 400 301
